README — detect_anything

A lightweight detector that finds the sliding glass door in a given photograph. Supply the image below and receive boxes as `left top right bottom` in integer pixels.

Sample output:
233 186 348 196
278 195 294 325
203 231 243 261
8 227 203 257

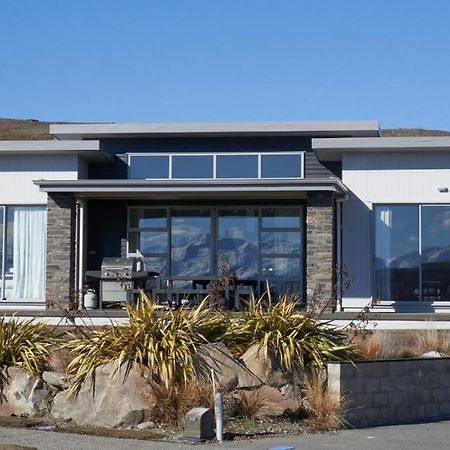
374 204 450 302
128 205 304 298
421 206 450 301
0 206 46 301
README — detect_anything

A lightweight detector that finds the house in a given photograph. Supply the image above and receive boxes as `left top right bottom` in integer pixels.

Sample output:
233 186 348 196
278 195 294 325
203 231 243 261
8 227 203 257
1 120 450 315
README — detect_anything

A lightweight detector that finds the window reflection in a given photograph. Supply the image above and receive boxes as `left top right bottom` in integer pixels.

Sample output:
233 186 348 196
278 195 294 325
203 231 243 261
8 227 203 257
421 206 450 301
218 209 258 279
129 155 169 179
171 210 212 276
374 205 419 301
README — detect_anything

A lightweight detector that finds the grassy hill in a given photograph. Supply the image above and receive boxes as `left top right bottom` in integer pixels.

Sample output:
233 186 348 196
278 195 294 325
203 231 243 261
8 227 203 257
0 118 53 140
382 128 450 137
1 117 450 140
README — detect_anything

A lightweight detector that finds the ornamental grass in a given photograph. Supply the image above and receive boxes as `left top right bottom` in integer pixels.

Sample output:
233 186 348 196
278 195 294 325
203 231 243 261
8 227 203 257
223 293 357 371
0 316 61 374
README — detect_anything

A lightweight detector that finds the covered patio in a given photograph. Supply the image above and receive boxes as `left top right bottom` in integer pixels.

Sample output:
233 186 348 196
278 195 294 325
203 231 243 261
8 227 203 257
36 178 347 311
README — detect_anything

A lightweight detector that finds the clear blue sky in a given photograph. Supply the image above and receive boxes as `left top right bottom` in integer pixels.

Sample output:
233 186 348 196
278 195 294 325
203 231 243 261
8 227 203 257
1 0 450 129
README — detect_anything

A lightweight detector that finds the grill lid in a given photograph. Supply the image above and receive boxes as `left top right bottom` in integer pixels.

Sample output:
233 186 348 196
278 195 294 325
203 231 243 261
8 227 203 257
101 257 137 279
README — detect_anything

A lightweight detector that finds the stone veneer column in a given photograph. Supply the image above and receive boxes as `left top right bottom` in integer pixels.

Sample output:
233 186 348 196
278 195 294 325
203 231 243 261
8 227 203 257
46 193 77 309
306 192 336 312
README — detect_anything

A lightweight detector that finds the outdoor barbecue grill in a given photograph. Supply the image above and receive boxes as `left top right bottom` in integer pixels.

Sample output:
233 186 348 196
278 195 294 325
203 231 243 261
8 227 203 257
85 257 154 308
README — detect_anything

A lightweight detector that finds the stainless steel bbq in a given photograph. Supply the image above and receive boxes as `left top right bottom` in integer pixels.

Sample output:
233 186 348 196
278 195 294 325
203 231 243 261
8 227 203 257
101 257 137 279
85 257 155 309
100 257 137 304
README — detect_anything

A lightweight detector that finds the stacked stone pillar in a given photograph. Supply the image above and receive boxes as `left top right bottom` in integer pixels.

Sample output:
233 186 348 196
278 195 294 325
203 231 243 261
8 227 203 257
306 192 336 312
46 193 77 309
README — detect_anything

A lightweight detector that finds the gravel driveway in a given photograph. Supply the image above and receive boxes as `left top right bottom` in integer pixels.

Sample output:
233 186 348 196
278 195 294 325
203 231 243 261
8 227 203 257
1 421 450 450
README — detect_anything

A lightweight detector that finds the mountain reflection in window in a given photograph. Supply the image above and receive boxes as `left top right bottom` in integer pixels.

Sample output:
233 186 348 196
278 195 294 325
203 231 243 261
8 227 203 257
218 210 258 279
171 210 212 276
374 205 419 301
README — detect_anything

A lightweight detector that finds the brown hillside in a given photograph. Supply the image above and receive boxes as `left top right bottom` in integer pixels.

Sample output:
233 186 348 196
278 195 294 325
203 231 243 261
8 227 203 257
382 128 450 137
1 118 450 140
0 118 52 140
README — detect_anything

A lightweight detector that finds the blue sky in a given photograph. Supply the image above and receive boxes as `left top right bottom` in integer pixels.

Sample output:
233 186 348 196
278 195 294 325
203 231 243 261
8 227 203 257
1 0 450 129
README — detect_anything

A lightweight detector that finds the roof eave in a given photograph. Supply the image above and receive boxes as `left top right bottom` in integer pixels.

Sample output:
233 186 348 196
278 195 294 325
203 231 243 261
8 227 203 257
50 121 380 140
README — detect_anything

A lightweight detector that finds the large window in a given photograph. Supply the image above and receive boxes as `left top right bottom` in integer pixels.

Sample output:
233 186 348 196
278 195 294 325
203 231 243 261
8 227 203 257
128 206 303 298
0 206 46 300
374 204 450 302
128 152 304 180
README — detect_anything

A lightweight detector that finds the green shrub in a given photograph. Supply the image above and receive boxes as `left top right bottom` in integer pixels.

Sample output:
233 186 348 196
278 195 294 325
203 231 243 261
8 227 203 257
223 294 357 371
0 316 60 374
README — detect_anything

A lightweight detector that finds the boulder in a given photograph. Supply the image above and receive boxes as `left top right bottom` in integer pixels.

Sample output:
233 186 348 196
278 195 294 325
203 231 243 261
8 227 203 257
279 383 303 401
193 343 262 391
51 360 155 428
420 351 448 358
240 344 292 387
42 371 70 390
0 367 53 418
235 385 301 418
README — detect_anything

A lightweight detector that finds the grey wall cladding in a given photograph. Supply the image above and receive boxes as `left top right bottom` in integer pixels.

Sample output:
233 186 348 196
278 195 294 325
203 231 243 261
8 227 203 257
328 359 450 428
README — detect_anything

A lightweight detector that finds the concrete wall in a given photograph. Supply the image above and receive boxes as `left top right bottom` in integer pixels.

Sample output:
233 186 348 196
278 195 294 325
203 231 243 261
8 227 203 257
328 358 450 428
341 151 450 311
0 154 81 204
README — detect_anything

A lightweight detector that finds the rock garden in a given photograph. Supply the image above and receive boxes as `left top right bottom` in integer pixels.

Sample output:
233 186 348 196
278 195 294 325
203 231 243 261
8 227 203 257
2 293 448 441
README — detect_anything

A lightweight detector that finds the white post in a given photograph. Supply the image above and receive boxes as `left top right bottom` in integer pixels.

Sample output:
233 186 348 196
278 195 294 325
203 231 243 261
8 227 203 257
214 392 223 442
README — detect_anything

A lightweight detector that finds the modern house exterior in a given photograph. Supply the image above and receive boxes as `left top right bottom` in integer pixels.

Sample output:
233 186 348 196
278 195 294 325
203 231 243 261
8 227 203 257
2 120 450 314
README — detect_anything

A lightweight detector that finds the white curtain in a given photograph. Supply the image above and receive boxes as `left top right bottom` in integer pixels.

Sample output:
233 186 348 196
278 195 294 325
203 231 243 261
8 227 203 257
11 206 46 299
374 207 392 301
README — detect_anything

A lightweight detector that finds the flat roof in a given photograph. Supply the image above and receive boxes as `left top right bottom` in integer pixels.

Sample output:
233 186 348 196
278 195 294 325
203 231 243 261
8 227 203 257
34 178 348 198
0 140 107 160
50 120 380 140
313 136 450 161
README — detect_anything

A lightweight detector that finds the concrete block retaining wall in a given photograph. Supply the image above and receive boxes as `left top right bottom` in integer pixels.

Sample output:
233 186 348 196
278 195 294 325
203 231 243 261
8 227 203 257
328 358 450 428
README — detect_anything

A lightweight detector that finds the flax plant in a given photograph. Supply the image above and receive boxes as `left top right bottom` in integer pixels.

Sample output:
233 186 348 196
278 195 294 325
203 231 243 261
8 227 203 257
0 316 60 374
224 292 357 371
65 294 230 394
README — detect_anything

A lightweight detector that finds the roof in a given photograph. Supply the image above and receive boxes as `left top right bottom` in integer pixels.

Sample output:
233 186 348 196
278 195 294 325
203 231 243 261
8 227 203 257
34 178 348 198
313 137 450 161
50 120 380 140
0 140 107 160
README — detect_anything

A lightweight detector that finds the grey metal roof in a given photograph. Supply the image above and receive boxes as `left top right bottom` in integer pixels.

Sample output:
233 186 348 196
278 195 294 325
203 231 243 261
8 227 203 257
50 120 380 140
34 178 348 198
313 136 450 161
0 140 107 160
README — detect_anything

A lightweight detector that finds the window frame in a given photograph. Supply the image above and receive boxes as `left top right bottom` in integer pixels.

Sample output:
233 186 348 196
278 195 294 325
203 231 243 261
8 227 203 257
127 151 305 180
127 205 304 296
372 203 450 303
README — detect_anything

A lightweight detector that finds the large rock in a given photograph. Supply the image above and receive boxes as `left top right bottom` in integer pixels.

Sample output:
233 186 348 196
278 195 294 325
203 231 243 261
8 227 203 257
51 360 155 428
193 343 262 391
235 385 301 419
240 344 292 387
42 371 70 390
0 367 53 418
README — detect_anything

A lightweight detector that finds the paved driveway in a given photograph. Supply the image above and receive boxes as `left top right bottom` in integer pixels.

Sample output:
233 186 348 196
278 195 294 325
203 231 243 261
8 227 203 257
1 421 450 450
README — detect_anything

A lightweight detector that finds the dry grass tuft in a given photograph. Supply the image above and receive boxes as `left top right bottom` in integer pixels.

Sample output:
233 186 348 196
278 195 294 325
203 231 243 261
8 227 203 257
150 381 214 429
303 374 345 431
413 328 450 356
234 388 271 420
352 331 420 360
